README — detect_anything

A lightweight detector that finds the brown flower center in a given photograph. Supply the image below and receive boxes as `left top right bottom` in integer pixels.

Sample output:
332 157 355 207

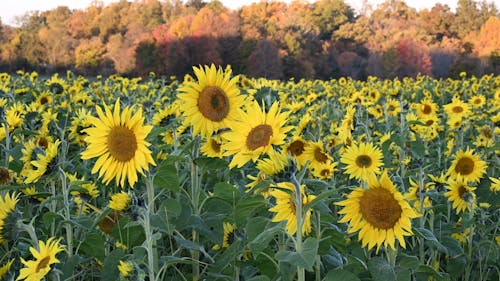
98 210 121 234
40 97 49 105
246 124 273 150
359 188 402 229
37 137 49 150
36 256 50 273
210 138 221 153
458 185 467 197
422 104 432 114
452 106 464 113
314 147 328 163
287 140 305 156
0 167 11 185
425 119 434 126
455 157 474 175
197 86 229 122
108 126 137 162
355 155 372 168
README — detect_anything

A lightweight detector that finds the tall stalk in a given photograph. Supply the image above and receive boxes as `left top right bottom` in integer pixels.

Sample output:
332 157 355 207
190 140 201 281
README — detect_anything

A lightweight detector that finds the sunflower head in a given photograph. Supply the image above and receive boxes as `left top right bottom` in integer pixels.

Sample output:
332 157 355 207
177 64 245 137
447 148 487 183
336 172 419 252
340 142 383 182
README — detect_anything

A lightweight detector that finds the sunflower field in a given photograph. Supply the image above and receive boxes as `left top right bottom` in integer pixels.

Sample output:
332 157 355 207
0 67 499 281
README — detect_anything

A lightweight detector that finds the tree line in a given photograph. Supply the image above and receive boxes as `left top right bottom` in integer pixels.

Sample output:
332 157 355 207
0 0 498 79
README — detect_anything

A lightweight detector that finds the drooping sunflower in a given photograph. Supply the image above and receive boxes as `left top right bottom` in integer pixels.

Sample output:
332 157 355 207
17 237 64 281
340 142 383 182
444 178 476 214
221 222 237 248
447 148 487 183
109 192 131 212
269 182 316 236
69 108 94 146
222 101 292 169
177 64 245 137
81 100 156 188
255 150 289 176
0 193 19 244
336 172 419 251
200 136 224 158
24 140 60 184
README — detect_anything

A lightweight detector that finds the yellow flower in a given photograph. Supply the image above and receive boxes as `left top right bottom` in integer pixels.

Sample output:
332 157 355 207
118 260 133 277
17 237 64 281
0 259 13 279
109 192 131 211
447 148 487 183
24 140 60 184
444 178 476 214
0 193 19 244
303 141 333 172
340 142 383 182
81 99 156 188
200 136 223 158
336 172 419 252
269 182 316 236
285 136 309 168
177 64 245 137
222 101 292 168
0 166 13 185
489 177 500 193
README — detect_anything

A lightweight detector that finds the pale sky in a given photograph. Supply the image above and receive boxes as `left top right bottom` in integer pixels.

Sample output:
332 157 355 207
0 0 478 26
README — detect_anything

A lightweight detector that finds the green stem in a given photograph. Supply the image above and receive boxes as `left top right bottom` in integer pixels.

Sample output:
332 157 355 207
386 247 398 268
191 140 201 281
59 168 73 256
144 175 158 280
292 174 304 281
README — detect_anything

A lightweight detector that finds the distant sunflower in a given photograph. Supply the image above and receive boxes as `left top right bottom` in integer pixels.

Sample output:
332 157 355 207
447 148 487 183
336 172 419 251
17 237 64 281
489 177 500 193
340 142 383 182
118 261 133 278
469 95 485 108
200 136 223 158
69 108 93 146
0 260 13 279
444 178 476 214
24 140 60 184
0 193 19 244
222 101 292 169
302 141 332 172
0 167 13 185
415 98 438 118
109 192 131 211
81 100 156 188
178 64 245 137
269 182 316 235
285 136 309 168
444 97 470 119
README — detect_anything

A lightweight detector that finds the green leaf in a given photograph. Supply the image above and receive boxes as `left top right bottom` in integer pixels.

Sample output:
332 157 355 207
102 249 125 281
214 182 241 203
246 277 270 281
367 257 396 281
194 157 228 170
43 212 63 230
60 255 81 280
397 253 420 270
248 221 285 255
173 235 214 263
80 232 105 261
110 217 145 249
275 237 319 272
396 268 412 281
413 227 448 254
154 161 180 192
304 189 336 211
235 195 266 226
324 268 360 281
415 265 450 281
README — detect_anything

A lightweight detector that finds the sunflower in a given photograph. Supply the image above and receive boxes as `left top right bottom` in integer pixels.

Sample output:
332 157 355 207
444 178 476 214
0 167 13 185
336 172 419 251
109 192 131 211
118 260 133 278
69 108 93 146
0 193 19 244
302 141 333 172
469 95 485 108
444 97 470 120
177 64 245 137
404 178 433 211
489 177 500 193
17 237 64 281
340 142 383 182
200 136 223 158
415 98 438 118
0 259 13 279
385 98 401 117
255 150 288 175
222 101 292 169
269 182 316 235
447 148 487 183
221 222 237 248
81 100 156 188
24 140 60 184
285 136 309 168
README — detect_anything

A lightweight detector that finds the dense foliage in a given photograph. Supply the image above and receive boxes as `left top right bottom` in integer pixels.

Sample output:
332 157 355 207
0 0 499 79
0 69 498 280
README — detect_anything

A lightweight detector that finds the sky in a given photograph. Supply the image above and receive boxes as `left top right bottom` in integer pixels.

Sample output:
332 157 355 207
0 0 471 26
